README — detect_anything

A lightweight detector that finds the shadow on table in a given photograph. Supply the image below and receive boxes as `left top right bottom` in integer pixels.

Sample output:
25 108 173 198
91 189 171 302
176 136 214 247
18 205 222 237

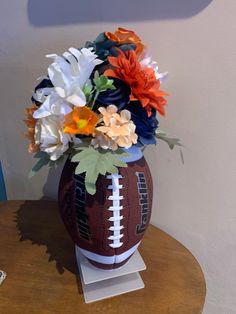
16 200 79 277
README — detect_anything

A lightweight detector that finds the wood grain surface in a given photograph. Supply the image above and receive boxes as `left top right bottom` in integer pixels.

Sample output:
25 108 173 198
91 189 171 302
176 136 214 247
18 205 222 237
0 201 206 314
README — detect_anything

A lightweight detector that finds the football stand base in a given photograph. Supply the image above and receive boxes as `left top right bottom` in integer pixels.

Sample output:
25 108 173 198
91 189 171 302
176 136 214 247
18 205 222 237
75 247 146 303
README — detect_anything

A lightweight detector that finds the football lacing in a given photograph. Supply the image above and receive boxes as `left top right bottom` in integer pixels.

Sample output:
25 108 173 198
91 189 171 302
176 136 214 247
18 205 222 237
107 206 123 211
107 195 124 201
106 173 124 249
108 215 124 222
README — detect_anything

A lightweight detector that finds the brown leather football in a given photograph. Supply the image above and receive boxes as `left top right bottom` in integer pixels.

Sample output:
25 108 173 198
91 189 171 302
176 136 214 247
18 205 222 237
58 150 153 270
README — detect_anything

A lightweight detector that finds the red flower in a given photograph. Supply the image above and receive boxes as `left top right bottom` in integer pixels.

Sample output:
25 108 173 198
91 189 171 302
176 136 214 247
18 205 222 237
104 49 167 117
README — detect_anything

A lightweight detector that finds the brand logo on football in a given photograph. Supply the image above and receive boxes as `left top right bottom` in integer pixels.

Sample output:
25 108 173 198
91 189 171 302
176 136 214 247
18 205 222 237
73 174 91 241
135 172 149 234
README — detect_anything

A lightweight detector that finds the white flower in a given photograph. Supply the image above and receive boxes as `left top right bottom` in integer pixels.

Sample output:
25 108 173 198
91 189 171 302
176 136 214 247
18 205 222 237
35 115 72 161
139 49 168 83
33 47 103 119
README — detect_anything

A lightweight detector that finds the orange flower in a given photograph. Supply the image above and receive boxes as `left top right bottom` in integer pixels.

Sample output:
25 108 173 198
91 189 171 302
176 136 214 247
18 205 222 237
64 106 98 136
105 27 145 56
24 105 39 153
104 50 167 117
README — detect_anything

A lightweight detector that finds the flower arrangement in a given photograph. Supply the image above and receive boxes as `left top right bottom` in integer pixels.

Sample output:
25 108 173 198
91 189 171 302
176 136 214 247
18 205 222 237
24 28 181 194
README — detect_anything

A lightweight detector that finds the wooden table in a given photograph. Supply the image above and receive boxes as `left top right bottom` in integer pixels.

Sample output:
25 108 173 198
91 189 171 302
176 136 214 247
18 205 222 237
0 201 206 314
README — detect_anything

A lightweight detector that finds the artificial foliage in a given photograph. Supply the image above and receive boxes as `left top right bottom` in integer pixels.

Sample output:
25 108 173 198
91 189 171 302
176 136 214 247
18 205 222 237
72 147 128 195
24 27 181 194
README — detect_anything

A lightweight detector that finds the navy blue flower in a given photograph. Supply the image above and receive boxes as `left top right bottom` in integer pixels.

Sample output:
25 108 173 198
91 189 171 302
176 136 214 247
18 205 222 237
85 32 136 61
127 101 158 146
94 78 131 111
31 78 53 105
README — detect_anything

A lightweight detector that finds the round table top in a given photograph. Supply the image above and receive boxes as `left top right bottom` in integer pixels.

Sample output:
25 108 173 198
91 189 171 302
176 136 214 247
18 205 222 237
0 201 206 314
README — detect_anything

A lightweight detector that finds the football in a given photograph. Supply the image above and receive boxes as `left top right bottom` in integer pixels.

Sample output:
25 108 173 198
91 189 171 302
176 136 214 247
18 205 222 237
58 153 153 270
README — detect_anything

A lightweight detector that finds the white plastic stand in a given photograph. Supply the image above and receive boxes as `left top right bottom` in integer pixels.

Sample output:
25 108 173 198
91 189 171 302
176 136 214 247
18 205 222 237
75 247 146 303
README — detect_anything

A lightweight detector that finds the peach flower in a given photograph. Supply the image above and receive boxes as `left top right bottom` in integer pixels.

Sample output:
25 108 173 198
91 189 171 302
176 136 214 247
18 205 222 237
91 130 118 151
96 105 137 148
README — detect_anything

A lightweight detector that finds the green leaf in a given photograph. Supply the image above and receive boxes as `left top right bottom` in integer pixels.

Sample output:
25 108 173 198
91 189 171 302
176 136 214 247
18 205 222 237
85 176 96 195
155 130 182 150
83 81 93 103
91 72 116 108
33 151 48 159
93 72 116 93
49 155 64 167
108 154 127 167
94 70 99 81
99 75 108 86
29 152 50 178
71 147 128 195
115 148 129 157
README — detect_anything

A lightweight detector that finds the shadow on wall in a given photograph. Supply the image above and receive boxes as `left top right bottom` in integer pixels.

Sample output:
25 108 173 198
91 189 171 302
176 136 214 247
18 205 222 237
28 0 213 27
41 161 66 200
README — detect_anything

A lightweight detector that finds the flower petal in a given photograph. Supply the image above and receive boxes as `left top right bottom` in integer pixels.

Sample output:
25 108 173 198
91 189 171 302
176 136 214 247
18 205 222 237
66 92 86 107
120 109 131 122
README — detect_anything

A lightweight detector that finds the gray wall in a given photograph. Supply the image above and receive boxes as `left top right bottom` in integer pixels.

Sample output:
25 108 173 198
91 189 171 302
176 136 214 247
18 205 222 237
1 1 236 312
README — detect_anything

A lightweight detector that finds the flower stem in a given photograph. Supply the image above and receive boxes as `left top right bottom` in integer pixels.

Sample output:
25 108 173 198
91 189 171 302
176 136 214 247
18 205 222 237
91 89 100 109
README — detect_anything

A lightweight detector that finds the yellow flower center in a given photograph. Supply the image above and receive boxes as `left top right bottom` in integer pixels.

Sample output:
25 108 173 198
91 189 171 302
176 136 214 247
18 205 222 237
77 119 88 129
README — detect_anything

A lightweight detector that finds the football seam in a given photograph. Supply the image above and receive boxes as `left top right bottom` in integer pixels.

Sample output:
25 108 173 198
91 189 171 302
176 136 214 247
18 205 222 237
106 173 124 249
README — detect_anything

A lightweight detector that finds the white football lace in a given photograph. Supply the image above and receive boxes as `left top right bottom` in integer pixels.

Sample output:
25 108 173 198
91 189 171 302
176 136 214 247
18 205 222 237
106 174 124 249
